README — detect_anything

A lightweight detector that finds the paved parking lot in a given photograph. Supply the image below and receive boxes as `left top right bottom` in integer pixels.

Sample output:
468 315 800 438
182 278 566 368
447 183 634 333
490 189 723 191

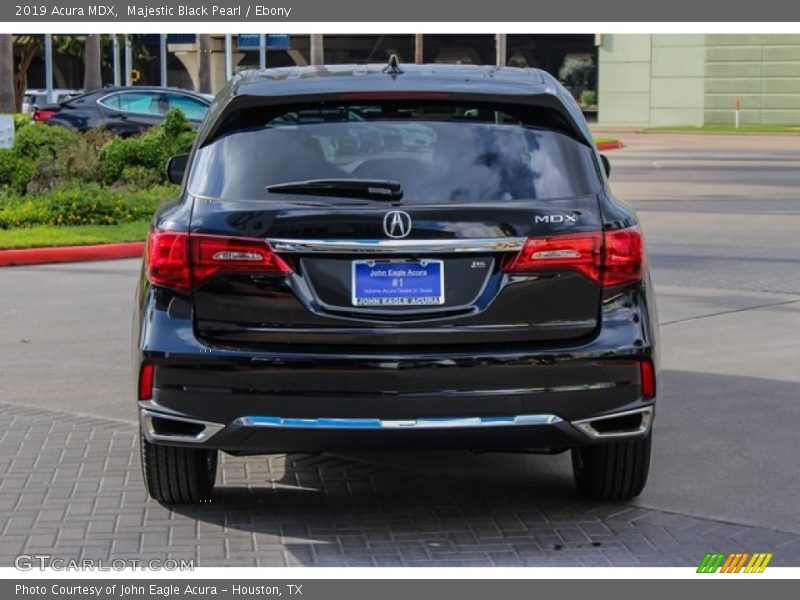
1 132 799 566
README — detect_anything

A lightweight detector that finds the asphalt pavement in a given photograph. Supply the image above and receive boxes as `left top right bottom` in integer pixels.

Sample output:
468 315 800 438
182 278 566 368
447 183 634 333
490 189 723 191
0 132 798 565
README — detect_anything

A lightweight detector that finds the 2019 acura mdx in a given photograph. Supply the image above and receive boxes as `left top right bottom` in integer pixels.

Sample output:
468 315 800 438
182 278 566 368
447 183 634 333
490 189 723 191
134 61 658 504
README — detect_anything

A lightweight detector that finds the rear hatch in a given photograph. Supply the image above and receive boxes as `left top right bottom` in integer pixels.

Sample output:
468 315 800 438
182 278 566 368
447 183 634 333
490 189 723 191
185 98 605 349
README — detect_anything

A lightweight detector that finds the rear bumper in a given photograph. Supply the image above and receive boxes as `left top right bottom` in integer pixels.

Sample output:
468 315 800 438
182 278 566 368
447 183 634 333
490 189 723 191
139 404 654 453
134 282 659 454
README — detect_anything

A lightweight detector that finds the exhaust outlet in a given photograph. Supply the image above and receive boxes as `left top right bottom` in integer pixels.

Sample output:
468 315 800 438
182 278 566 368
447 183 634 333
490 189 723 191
571 406 653 440
140 408 224 444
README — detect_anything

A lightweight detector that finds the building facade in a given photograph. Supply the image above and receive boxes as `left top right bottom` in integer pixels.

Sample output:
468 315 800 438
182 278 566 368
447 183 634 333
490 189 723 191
598 34 800 126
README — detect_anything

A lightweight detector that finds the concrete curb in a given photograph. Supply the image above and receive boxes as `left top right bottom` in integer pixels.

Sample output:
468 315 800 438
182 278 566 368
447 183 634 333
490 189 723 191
0 241 144 267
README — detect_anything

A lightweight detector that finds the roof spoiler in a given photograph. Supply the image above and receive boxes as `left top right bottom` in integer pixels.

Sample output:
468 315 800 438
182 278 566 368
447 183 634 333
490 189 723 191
197 89 594 150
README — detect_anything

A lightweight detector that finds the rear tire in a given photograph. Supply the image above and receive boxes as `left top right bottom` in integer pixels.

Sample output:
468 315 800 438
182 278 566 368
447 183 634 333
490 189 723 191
140 432 218 504
571 434 651 501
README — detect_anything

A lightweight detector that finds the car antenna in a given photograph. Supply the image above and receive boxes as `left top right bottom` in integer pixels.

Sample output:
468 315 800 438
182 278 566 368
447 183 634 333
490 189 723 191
383 54 404 77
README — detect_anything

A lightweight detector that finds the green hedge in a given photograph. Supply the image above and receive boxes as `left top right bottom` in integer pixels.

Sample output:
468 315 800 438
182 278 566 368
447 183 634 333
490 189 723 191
13 121 80 161
96 109 197 184
12 113 31 130
0 108 196 196
580 90 597 107
0 150 35 196
0 183 176 229
0 109 194 231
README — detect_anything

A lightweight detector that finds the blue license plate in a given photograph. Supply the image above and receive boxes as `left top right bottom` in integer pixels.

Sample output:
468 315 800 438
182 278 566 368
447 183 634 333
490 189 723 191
352 260 444 306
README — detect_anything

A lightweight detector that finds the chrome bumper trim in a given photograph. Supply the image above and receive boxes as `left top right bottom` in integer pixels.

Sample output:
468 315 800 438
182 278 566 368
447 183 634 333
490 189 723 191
139 408 225 444
267 237 526 254
571 406 654 440
237 414 562 430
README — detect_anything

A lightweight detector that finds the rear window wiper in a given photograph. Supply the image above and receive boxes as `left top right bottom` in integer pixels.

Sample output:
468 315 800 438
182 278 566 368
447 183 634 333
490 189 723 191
266 179 403 201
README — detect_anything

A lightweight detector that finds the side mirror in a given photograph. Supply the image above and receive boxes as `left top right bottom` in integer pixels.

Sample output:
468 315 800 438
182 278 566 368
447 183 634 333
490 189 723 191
600 154 611 179
166 153 189 185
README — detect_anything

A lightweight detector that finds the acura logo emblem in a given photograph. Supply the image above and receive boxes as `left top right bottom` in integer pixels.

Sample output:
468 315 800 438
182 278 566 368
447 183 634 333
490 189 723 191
383 211 412 239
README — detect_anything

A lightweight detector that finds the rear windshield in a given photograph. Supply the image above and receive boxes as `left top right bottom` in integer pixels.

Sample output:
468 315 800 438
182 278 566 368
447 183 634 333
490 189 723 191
187 102 601 203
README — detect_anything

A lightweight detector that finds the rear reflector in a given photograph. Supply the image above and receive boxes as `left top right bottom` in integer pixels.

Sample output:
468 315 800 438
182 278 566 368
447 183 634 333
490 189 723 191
504 225 644 288
640 359 656 398
138 363 154 401
145 229 292 291
32 109 57 121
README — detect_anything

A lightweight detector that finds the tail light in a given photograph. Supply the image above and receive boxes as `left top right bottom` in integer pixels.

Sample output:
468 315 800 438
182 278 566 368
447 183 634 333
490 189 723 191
32 109 57 121
145 230 191 289
504 232 603 283
640 359 656 398
504 225 644 288
145 229 292 291
603 226 645 287
138 363 155 401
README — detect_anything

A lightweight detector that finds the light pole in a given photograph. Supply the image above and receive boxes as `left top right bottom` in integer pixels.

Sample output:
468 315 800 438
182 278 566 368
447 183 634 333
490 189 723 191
44 34 54 103
112 34 121 86
495 34 507 67
225 33 233 80
259 34 266 70
160 33 168 87
124 34 132 86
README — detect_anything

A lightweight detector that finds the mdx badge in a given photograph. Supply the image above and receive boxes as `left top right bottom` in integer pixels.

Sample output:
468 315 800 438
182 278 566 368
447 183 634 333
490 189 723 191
534 214 578 224
383 211 412 238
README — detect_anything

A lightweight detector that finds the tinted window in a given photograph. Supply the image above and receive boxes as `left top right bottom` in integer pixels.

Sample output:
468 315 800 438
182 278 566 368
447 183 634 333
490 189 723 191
188 103 601 203
99 92 166 115
166 94 208 120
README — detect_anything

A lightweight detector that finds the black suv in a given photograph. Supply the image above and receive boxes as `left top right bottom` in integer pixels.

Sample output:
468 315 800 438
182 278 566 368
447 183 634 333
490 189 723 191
134 62 658 504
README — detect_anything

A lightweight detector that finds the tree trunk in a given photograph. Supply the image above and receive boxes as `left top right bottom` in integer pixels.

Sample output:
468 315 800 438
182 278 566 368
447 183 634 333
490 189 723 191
197 34 211 93
0 35 15 113
83 34 102 91
414 34 424 65
13 38 42 112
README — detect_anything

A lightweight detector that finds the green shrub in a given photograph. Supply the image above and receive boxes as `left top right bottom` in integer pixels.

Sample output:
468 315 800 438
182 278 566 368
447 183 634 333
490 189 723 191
31 128 115 193
0 109 196 228
0 183 176 229
8 127 113 194
559 55 596 88
120 165 165 189
13 122 80 161
97 109 196 184
580 90 597 107
13 114 31 130
0 109 197 195
0 149 36 195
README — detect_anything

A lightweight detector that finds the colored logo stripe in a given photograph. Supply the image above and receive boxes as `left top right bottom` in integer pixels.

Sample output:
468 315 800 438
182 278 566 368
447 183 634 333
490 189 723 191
745 553 773 573
697 552 773 573
720 553 749 573
697 553 725 573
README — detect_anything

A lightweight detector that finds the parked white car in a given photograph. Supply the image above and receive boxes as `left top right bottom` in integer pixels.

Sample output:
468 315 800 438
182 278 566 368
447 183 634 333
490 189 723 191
21 89 83 113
